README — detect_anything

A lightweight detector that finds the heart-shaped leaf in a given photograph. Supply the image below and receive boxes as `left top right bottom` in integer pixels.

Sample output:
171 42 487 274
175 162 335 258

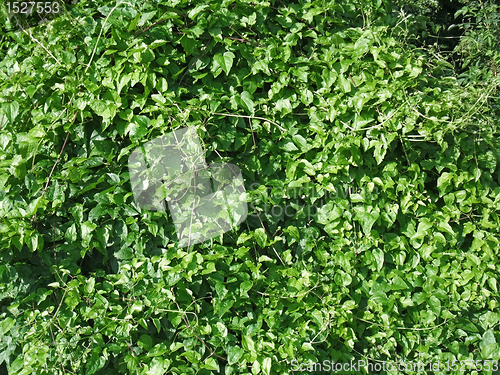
214 52 235 75
238 91 254 115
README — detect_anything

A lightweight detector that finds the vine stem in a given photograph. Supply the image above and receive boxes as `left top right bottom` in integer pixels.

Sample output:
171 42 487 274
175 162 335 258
30 112 78 225
211 112 286 133
17 19 61 65
85 1 134 74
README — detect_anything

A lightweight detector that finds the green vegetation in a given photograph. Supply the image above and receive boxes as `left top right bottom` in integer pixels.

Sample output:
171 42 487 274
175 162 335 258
0 0 499 374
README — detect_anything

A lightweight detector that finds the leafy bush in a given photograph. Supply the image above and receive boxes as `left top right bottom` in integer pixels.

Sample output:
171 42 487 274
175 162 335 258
1 0 499 374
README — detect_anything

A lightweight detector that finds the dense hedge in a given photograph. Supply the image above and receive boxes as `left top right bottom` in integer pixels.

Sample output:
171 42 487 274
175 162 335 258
0 0 499 374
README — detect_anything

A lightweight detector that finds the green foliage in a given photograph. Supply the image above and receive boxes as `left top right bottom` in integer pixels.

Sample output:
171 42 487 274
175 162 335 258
0 0 499 374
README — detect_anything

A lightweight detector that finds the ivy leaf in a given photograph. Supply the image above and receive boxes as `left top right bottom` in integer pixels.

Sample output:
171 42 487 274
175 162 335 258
242 335 255 353
437 172 454 197
81 221 97 248
262 357 272 375
227 346 244 365
148 343 169 357
254 228 267 248
292 66 309 82
301 89 314 105
437 220 454 236
138 334 154 351
1 101 19 125
65 223 77 242
90 99 112 119
204 357 219 371
84 277 95 295
188 4 209 19
115 247 134 260
354 206 380 235
240 281 253 297
238 91 254 115
214 52 235 75
390 275 409 290
428 295 441 315
339 74 351 93
85 351 106 375
372 249 384 272
0 317 15 335
354 37 371 57
61 51 76 65
292 134 309 151
275 98 292 115
181 37 197 55
279 139 299 152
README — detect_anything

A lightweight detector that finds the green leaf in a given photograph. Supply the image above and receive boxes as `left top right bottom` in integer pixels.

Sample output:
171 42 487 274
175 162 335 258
181 36 197 55
437 172 454 197
275 98 292 115
27 233 43 252
279 140 299 152
65 223 77 242
339 74 351 93
354 37 371 56
301 89 314 105
254 228 267 248
1 101 19 125
481 329 496 348
138 334 154 351
437 221 454 236
115 247 134 260
237 233 253 245
391 275 409 290
138 10 157 27
287 225 300 240
148 357 171 374
152 94 166 105
86 351 106 375
8 354 24 375
428 295 441 315
90 99 112 119
214 52 235 75
148 343 169 357
61 51 76 65
188 4 209 19
0 317 15 335
242 335 256 353
292 66 309 82
335 271 352 286
65 289 81 310
84 277 95 295
474 168 481 182
227 346 244 365
238 91 254 115
372 249 384 272
292 134 309 151
203 357 219 371
81 221 97 248
354 206 380 235
240 281 253 296
262 357 272 375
